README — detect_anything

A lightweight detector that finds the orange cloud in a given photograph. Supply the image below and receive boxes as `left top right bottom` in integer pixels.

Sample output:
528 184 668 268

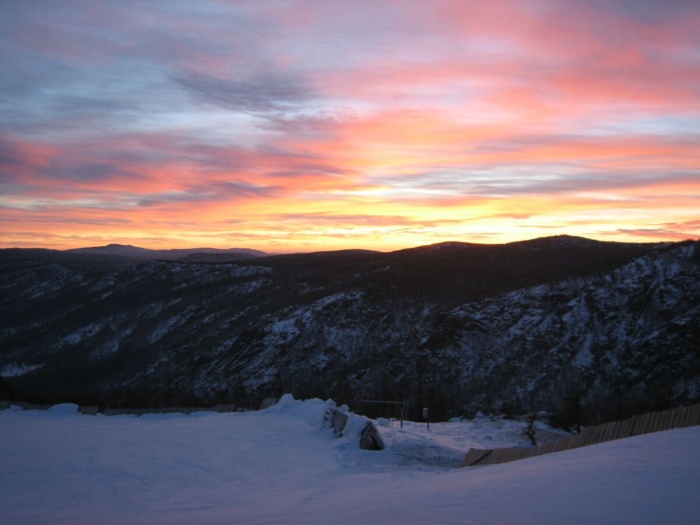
1 1 699 251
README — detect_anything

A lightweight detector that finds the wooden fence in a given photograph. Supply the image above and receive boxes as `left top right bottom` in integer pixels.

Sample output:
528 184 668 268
461 403 700 468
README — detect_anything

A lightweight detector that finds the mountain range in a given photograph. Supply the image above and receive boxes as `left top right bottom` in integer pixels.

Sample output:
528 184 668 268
1 235 698 426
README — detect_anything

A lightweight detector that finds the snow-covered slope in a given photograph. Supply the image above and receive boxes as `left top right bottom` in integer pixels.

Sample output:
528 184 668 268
1 238 698 423
434 242 700 422
1 398 698 525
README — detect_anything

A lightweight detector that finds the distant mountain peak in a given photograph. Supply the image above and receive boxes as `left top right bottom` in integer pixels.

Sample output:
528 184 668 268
66 245 267 260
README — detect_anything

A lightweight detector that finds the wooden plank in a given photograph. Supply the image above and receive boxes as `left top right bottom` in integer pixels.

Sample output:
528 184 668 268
461 448 493 467
622 418 635 438
589 424 606 446
665 407 679 429
487 449 507 465
661 408 675 431
688 404 700 426
609 420 622 441
501 448 520 463
688 405 698 426
522 447 540 459
628 414 641 436
618 419 634 440
673 406 686 428
642 411 657 434
651 410 664 432
580 425 597 447
570 431 587 449
461 403 700 470
551 435 573 453
677 405 691 426
611 420 624 440
678 406 692 428
689 404 700 426
601 421 613 441
636 412 653 435
602 422 616 441
639 412 653 435
578 426 592 447
595 423 609 444
537 442 555 455
620 419 634 439
501 448 519 463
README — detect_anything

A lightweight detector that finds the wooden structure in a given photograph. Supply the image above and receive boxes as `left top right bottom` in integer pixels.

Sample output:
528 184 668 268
462 403 700 467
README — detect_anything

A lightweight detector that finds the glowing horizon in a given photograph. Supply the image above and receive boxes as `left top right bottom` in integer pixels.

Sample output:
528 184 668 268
1 1 699 253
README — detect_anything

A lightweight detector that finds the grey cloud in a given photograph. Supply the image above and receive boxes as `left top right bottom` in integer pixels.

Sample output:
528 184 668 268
212 180 281 198
26 214 133 226
258 110 344 134
265 164 353 179
274 212 468 228
0 134 142 188
38 160 141 183
0 135 25 168
588 0 700 23
137 180 280 207
175 73 312 113
616 219 700 240
368 157 697 199
138 192 210 208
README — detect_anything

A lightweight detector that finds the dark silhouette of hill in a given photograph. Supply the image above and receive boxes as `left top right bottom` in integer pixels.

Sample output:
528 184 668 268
233 235 659 306
1 235 697 424
67 244 267 260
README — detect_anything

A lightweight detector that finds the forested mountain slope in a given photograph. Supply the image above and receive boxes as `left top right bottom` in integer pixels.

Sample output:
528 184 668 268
1 236 698 424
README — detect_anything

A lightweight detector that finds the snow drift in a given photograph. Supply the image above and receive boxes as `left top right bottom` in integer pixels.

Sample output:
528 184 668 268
1 396 699 524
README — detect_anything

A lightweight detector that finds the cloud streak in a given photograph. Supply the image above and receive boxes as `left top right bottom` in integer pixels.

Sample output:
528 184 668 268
176 73 313 113
1 0 698 251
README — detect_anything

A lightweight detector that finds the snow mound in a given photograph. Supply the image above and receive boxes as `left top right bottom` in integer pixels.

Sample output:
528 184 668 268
46 403 80 414
264 393 380 448
1 401 699 524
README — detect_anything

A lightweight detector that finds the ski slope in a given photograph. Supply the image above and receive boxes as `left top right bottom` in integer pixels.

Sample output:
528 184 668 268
1 396 699 524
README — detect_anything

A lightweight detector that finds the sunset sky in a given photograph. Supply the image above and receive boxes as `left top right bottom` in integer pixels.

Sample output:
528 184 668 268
1 0 699 253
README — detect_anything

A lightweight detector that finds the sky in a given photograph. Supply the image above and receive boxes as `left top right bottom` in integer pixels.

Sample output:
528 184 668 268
1 0 699 253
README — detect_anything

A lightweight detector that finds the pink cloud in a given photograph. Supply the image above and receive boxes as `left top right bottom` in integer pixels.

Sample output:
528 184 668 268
1 1 699 251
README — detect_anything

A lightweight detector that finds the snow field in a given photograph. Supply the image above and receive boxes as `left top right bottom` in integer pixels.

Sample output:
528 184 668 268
1 398 699 524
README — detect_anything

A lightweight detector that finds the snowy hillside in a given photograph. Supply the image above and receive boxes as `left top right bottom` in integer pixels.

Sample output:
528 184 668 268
1 237 698 423
1 397 699 524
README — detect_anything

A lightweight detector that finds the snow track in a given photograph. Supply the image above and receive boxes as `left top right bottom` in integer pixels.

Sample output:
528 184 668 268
1 397 699 524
